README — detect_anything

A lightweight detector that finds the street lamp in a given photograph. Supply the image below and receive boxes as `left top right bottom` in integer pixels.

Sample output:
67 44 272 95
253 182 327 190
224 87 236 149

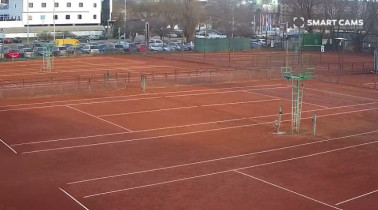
26 0 29 45
53 0 56 43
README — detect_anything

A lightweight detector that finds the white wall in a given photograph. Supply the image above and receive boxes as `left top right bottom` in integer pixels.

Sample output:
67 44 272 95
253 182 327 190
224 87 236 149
0 0 23 19
22 0 101 26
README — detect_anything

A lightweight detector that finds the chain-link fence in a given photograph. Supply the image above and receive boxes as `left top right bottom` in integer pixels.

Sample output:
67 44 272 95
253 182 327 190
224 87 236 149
0 73 132 99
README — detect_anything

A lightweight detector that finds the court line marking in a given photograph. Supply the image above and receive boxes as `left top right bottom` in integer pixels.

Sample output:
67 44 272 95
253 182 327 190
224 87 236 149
0 86 285 112
306 88 378 101
59 187 89 210
335 189 378 206
83 139 378 199
21 107 378 154
12 100 378 147
99 99 280 117
0 84 283 110
234 170 342 210
0 138 17 154
68 129 378 185
65 105 132 132
244 90 329 109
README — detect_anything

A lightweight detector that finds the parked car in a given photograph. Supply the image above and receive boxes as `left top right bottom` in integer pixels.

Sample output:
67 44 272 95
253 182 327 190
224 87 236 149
125 43 138 52
0 46 10 53
168 42 182 51
184 42 194 51
53 46 67 56
34 47 52 56
16 44 26 51
162 44 173 51
63 44 75 54
114 44 125 52
0 38 3 43
5 49 20 59
4 38 12 44
138 44 147 52
19 48 34 58
149 43 163 52
13 37 22 43
82 45 100 54
149 39 163 47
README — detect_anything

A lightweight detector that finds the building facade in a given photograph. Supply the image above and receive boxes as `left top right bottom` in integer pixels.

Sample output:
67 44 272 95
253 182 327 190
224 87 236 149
0 0 101 29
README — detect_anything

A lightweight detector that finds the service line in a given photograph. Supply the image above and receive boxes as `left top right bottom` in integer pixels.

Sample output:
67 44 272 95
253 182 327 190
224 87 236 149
83 139 378 199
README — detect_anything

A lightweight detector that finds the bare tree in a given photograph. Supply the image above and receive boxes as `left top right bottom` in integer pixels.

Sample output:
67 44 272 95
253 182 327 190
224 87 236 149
181 0 204 42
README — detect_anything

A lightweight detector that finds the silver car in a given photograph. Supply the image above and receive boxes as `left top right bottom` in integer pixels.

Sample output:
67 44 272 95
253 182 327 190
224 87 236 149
20 48 33 58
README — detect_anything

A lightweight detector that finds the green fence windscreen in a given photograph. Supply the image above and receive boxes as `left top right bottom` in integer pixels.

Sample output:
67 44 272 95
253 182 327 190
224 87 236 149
194 38 250 52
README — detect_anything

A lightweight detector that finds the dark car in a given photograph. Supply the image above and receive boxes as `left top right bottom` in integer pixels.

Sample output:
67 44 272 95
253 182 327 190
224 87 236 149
4 38 12 44
125 43 138 52
13 37 22 43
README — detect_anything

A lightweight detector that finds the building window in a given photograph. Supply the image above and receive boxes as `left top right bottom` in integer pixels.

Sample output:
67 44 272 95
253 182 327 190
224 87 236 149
66 15 70 20
79 2 83 7
93 15 97 19
28 15 32 20
40 15 45 21
93 3 97 8
54 2 59 7
28 2 33 8
78 14 82 20
67 2 71 7
54 15 58 20
41 3 46 8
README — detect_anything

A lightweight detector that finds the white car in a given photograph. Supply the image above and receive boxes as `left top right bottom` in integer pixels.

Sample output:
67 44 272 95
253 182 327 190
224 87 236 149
149 39 163 47
149 43 163 51
82 45 100 54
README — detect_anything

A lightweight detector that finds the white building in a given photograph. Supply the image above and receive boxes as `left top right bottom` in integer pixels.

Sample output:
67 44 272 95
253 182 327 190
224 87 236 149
0 0 101 28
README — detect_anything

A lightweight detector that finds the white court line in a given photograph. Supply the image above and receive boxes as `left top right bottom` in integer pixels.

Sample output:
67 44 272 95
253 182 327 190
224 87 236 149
59 188 89 210
0 86 285 112
234 170 342 210
68 129 378 185
21 107 378 154
83 139 378 199
14 99 378 147
244 90 329 109
105 57 146 63
99 99 280 117
0 138 17 154
0 84 282 110
65 105 132 132
335 189 378 206
306 88 378 101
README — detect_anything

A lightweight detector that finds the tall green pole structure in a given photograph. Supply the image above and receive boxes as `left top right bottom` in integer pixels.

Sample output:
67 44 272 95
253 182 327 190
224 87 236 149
281 67 315 134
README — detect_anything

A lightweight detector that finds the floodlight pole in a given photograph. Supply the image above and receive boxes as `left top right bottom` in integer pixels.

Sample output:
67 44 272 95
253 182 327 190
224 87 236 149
124 0 127 41
53 0 56 43
26 0 29 45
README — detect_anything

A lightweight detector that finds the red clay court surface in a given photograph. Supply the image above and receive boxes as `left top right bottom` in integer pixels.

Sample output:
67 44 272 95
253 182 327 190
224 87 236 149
0 54 378 210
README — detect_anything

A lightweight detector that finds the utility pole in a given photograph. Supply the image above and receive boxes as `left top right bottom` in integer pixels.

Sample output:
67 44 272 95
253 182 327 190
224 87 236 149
53 0 56 43
124 0 127 41
27 0 30 45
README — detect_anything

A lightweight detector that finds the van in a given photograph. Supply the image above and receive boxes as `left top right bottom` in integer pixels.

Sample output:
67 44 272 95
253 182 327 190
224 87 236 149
55 39 79 47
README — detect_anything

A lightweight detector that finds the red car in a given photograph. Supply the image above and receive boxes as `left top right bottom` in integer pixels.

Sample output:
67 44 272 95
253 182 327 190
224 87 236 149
137 44 147 52
4 38 13 44
5 49 20 59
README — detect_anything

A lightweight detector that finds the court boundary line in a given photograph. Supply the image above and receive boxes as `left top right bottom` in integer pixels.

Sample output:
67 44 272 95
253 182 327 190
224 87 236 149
12 101 378 147
335 189 378 206
306 88 378 101
234 170 342 210
20 106 378 154
59 187 89 210
0 84 283 111
65 105 132 132
67 129 378 185
244 90 329 109
0 138 17 154
99 99 280 117
82 139 378 199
